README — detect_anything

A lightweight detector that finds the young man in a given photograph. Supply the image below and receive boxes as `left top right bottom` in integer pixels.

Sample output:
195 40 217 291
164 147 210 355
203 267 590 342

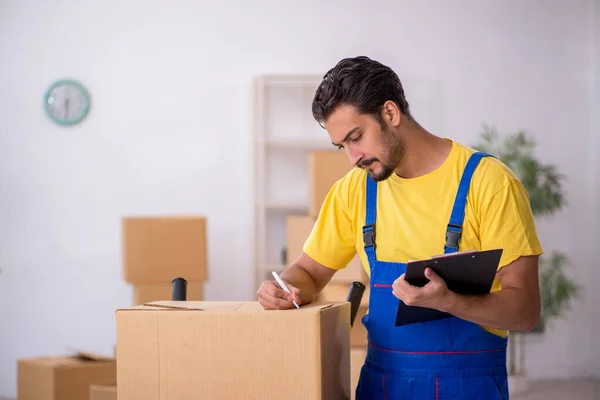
257 56 543 399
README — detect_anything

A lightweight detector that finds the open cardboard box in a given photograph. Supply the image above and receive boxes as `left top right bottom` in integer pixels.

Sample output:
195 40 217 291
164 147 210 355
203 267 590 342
116 300 352 400
18 350 116 400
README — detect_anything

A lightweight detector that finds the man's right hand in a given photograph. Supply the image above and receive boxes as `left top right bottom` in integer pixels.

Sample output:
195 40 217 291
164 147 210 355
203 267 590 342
257 280 301 310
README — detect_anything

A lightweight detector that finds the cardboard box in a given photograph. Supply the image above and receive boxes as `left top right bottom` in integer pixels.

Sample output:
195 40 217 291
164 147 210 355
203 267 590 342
319 283 370 306
90 383 117 400
18 351 116 400
308 151 354 217
285 215 313 265
286 215 368 283
122 216 208 284
318 282 369 347
350 306 368 347
116 301 351 400
133 281 204 305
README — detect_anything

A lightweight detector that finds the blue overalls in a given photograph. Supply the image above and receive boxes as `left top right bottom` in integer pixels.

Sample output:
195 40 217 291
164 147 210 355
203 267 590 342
355 152 510 400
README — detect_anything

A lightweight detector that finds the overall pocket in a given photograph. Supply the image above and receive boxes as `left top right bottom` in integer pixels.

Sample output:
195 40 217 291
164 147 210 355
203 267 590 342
355 362 387 400
438 372 509 400
356 363 440 400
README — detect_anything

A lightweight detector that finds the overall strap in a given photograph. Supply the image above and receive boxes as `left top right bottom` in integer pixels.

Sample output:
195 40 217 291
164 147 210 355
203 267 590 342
363 175 378 262
444 151 494 254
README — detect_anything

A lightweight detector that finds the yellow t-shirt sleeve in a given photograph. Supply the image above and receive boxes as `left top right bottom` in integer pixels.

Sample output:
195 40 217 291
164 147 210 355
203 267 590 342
303 179 357 270
479 177 544 269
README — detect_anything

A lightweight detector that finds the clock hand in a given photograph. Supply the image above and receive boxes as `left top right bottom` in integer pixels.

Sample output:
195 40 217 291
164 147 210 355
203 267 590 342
64 98 70 120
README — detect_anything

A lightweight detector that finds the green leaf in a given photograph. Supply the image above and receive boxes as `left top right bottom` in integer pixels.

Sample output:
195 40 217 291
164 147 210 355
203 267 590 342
472 125 580 329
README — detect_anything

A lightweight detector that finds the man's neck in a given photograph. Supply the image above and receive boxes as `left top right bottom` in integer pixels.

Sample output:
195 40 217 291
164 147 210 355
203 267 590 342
393 126 453 179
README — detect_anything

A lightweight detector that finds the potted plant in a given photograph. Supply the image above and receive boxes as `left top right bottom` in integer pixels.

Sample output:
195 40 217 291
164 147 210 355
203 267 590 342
472 125 581 391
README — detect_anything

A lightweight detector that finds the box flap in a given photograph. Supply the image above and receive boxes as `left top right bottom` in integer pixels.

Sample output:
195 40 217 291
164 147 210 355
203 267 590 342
116 301 246 312
234 301 343 312
66 348 116 362
20 351 115 368
297 301 338 311
116 301 345 313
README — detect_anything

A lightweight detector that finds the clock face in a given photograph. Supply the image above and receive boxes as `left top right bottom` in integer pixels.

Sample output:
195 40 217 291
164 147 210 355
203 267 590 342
44 79 90 125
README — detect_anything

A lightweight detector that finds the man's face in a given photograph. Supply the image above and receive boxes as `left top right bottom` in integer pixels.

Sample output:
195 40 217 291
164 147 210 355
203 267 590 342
324 104 405 182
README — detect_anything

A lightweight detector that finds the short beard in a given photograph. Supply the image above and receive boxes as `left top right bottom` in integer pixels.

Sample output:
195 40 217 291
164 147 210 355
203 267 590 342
360 127 405 182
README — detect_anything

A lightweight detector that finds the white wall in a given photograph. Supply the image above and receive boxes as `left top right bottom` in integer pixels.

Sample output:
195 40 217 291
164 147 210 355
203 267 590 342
587 0 600 377
0 0 597 395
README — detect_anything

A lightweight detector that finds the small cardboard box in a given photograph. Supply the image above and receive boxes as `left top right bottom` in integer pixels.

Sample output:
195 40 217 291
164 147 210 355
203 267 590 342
349 306 368 347
90 383 117 400
133 280 204 305
285 215 313 264
122 216 208 284
308 151 354 217
286 215 368 283
116 301 351 400
319 282 370 307
350 347 367 400
17 351 116 400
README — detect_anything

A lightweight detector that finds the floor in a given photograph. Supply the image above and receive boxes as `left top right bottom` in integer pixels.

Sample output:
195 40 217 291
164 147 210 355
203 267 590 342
512 379 599 400
1 379 598 399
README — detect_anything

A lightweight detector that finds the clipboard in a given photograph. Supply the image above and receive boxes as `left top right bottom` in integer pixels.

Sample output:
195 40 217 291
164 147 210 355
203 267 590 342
394 249 503 327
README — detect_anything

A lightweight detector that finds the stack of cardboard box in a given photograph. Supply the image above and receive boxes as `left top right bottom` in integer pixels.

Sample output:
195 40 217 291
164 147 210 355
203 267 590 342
113 213 354 398
121 215 209 305
285 150 370 398
16 215 210 400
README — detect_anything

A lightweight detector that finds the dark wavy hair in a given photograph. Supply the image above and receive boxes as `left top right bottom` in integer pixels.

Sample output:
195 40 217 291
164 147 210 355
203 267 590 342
311 56 412 127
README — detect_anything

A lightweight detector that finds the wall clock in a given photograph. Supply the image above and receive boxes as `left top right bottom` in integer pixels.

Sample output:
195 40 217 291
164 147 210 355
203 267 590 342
44 79 90 126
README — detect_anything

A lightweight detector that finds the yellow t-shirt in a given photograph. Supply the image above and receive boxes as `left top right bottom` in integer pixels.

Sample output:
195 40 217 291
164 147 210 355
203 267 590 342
303 138 543 338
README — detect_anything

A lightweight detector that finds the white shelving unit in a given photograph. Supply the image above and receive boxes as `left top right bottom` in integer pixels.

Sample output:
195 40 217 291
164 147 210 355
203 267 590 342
252 74 330 290
252 73 445 291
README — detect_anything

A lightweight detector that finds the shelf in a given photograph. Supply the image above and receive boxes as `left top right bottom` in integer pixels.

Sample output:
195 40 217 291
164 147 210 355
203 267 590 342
253 73 445 291
261 138 334 151
258 202 308 212
260 75 323 86
252 74 348 290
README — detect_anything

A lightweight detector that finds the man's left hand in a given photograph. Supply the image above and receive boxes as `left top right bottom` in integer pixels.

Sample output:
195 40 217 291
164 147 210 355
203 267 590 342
392 267 452 311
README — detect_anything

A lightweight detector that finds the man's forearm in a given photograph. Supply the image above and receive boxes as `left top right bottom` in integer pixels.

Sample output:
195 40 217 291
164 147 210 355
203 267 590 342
279 264 319 305
442 287 540 332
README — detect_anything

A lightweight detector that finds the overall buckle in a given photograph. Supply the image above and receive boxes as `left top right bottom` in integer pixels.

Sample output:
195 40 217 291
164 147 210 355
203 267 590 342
362 224 376 249
445 223 462 250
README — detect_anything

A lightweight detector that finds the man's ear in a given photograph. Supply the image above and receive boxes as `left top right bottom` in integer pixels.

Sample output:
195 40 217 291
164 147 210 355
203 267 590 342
381 100 402 127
